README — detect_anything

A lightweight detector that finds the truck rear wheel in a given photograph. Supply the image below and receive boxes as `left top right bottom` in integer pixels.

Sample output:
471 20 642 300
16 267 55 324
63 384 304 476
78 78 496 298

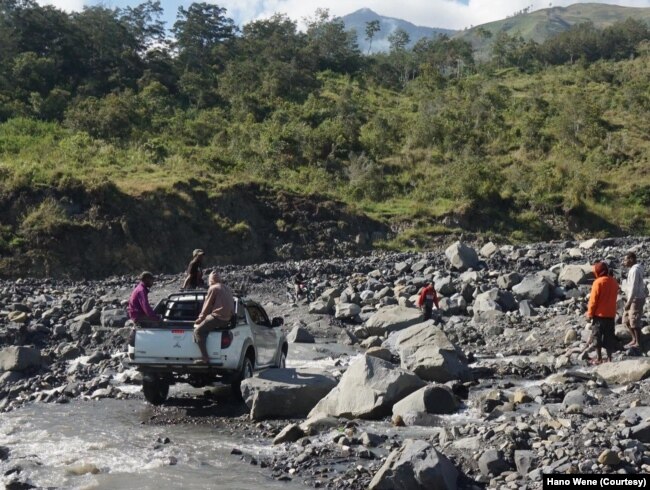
231 354 254 398
142 376 169 405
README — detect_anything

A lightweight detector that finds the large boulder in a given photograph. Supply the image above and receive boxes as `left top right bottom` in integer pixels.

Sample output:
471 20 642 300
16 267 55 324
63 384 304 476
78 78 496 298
100 309 129 328
241 368 337 421
365 306 423 336
396 322 471 383
445 241 479 271
309 299 333 314
559 264 592 286
0 347 41 372
335 303 362 320
512 274 551 306
392 385 458 421
497 272 523 290
286 326 315 344
308 356 425 420
73 309 101 325
595 359 650 384
473 289 502 314
369 439 458 490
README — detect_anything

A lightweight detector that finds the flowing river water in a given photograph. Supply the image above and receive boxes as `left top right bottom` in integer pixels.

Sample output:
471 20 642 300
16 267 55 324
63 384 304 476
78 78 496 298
0 397 309 489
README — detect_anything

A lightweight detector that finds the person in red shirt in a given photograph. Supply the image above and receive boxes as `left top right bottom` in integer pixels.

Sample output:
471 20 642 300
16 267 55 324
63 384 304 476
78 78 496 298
417 282 440 321
128 271 161 326
586 261 619 364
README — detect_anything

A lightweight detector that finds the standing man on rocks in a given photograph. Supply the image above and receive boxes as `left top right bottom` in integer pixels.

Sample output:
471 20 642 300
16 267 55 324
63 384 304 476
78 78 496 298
193 271 235 364
623 252 647 349
417 282 440 321
586 262 619 364
182 249 205 290
128 272 161 327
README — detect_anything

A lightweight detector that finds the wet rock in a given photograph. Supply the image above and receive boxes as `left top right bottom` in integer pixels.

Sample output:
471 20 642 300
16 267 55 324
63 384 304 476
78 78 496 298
396 321 471 383
308 355 425 420
595 359 650 384
273 423 305 444
479 449 510 477
369 439 458 490
286 326 315 344
0 347 41 372
392 384 458 421
65 463 101 475
365 306 422 336
445 241 479 271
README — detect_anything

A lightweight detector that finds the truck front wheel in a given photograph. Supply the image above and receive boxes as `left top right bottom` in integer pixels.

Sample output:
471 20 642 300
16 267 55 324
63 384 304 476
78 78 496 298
142 376 169 405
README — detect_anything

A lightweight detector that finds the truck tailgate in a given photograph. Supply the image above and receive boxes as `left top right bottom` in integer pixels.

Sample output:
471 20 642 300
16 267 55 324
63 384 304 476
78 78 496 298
133 327 224 364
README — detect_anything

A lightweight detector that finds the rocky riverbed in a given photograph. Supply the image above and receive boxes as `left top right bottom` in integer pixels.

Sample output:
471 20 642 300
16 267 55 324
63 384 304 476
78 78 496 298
1 237 649 489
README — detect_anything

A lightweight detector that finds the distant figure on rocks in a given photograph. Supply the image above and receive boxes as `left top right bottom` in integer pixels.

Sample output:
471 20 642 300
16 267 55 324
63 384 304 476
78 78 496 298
182 249 205 290
586 261 619 364
417 282 440 321
623 252 646 349
193 271 235 364
128 272 161 326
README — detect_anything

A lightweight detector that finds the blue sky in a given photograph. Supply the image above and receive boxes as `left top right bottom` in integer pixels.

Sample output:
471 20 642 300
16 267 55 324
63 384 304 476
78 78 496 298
41 0 650 31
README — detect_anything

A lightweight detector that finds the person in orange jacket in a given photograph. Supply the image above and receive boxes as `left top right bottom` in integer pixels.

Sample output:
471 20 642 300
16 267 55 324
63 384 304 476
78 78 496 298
586 261 619 364
417 282 440 321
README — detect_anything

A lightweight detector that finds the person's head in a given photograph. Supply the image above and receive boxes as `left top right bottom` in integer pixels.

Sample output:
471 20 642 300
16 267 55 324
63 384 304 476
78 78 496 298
593 261 608 278
623 252 637 268
208 270 220 285
193 249 204 262
140 271 154 288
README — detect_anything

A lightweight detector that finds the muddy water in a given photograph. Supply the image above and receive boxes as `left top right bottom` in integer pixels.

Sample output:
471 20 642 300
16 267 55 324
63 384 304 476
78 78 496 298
0 399 308 490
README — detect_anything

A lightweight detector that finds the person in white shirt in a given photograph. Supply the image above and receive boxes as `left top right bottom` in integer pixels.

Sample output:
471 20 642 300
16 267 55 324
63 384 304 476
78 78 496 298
623 252 647 348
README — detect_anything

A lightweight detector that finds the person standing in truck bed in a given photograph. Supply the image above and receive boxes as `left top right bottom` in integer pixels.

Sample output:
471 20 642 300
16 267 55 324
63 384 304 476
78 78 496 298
182 249 205 290
193 271 235 364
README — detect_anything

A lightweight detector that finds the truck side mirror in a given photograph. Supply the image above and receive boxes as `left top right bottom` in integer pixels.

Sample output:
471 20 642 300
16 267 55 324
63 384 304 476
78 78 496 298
271 317 284 328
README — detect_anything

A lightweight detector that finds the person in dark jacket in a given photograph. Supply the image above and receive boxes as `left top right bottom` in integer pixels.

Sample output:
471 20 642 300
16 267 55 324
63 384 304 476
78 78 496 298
417 282 440 321
182 249 205 290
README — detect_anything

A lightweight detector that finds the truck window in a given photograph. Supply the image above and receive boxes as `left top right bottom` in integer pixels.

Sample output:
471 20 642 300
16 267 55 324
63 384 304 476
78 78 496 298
247 305 270 326
164 300 202 321
237 300 246 324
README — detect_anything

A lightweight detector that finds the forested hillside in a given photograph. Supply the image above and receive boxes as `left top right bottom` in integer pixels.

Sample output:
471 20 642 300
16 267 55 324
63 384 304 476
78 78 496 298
0 0 649 276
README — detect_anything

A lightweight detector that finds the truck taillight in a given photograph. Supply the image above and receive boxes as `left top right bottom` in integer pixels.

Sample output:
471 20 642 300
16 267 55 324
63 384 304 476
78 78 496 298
221 331 233 349
128 329 136 347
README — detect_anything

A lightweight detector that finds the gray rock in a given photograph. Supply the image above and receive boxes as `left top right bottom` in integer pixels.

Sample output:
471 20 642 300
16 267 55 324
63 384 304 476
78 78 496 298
519 300 536 317
480 242 498 258
559 264 592 286
366 347 393 362
514 450 537 476
562 388 595 408
595 359 650 384
0 347 41 372
392 384 458 420
445 241 479 271
361 336 383 349
69 320 91 339
338 328 358 345
73 308 101 325
512 274 551 306
309 300 332 314
478 449 510 477
497 272 523 290
473 289 502 314
335 303 361 320
241 368 337 421
396 321 471 383
365 306 422 336
287 326 315 344
100 309 128 328
435 276 456 296
308 356 425 420
273 423 305 444
369 439 458 490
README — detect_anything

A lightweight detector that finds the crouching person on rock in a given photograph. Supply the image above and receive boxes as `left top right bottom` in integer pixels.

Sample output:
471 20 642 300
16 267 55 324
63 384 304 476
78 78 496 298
417 282 440 322
193 271 234 364
586 261 619 364
128 271 161 327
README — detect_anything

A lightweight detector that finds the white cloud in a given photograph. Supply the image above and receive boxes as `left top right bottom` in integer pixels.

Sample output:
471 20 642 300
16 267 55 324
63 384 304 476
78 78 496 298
37 0 85 12
217 0 650 30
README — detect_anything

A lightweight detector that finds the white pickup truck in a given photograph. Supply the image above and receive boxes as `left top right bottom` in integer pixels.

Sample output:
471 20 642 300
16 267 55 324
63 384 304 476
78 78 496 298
127 291 287 405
